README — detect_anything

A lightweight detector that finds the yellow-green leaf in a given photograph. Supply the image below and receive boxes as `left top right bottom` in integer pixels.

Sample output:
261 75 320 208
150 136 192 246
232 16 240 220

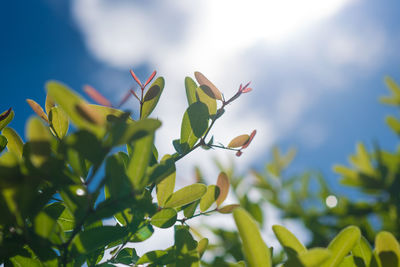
200 185 220 212
49 106 69 139
185 76 198 105
216 172 230 207
197 238 209 258
2 127 23 158
45 93 55 115
194 71 222 100
352 236 372 267
272 225 307 258
196 85 217 116
322 225 361 267
0 135 6 152
180 102 209 149
228 134 250 148
0 108 14 131
157 155 176 207
284 248 331 267
126 134 154 190
26 117 52 166
375 231 400 267
164 184 207 208
233 208 271 267
141 77 165 119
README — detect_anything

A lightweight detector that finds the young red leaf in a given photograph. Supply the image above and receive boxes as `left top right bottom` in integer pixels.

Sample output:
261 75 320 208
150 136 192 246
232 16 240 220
130 89 141 102
216 172 230 207
240 81 251 92
26 99 49 123
194 71 223 100
84 85 112 107
236 151 243 157
130 69 142 87
144 70 157 87
218 204 240 214
228 134 250 148
241 130 256 149
242 87 252 93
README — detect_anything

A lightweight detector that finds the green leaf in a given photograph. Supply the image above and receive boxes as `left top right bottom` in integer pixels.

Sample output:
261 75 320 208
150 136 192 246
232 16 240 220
272 225 307 259
105 153 132 198
131 224 154 242
137 249 175 265
284 248 331 267
185 76 198 105
26 117 52 167
2 127 23 158
34 211 57 239
57 204 75 232
147 154 176 185
322 225 361 267
180 102 209 149
0 134 7 153
175 225 200 267
49 106 69 138
164 183 207 208
156 155 176 207
151 208 177 228
114 248 138 265
126 134 154 190
338 255 355 267
0 108 14 131
352 236 372 267
197 238 209 258
9 255 42 267
196 85 217 116
375 231 400 267
109 117 161 146
71 226 128 255
200 185 220 212
141 77 165 119
216 172 230 207
183 200 200 218
233 208 271 267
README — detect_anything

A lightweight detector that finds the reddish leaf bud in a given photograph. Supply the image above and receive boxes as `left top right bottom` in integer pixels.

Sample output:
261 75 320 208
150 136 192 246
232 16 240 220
144 70 157 87
236 150 243 157
130 69 142 87
84 85 112 107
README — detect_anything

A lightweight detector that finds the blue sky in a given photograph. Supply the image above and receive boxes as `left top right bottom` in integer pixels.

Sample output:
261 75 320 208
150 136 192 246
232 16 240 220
2 0 400 255
3 0 400 189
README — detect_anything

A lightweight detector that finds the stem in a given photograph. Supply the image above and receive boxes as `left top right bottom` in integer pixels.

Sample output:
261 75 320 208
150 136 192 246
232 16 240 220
139 86 144 119
177 209 217 223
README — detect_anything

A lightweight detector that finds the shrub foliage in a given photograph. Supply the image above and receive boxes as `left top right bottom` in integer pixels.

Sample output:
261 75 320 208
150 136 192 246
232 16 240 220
0 70 400 267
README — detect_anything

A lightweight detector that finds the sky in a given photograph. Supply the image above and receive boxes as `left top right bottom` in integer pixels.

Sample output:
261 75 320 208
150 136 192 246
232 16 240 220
2 0 400 256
